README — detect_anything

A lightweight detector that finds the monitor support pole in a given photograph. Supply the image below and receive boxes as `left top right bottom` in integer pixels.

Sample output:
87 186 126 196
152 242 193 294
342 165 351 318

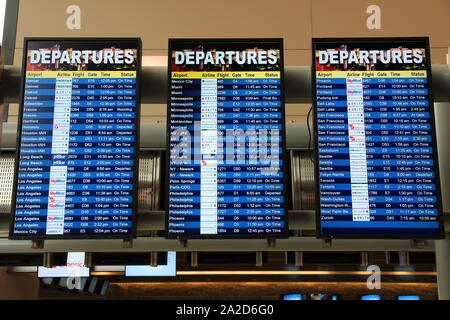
31 240 44 249
123 239 133 249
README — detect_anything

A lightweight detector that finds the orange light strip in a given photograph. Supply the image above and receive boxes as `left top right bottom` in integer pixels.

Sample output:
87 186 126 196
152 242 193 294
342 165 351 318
91 270 436 277
90 272 123 276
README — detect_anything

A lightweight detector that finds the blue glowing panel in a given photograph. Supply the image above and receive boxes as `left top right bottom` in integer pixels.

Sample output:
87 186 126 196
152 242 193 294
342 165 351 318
125 252 177 277
10 38 141 239
313 37 443 239
38 252 89 278
166 39 288 238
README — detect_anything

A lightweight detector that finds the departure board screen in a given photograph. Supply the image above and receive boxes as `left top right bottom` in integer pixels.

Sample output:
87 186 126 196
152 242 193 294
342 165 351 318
166 39 288 238
10 38 141 239
313 38 443 239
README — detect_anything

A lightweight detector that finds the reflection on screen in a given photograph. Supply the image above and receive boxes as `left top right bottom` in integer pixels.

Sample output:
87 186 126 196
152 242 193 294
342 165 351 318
38 252 89 278
282 294 304 300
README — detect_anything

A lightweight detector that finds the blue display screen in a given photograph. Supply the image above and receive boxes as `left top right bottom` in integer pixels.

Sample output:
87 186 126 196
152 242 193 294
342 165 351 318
313 38 443 238
166 39 287 238
397 295 421 300
10 39 141 239
282 294 304 301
